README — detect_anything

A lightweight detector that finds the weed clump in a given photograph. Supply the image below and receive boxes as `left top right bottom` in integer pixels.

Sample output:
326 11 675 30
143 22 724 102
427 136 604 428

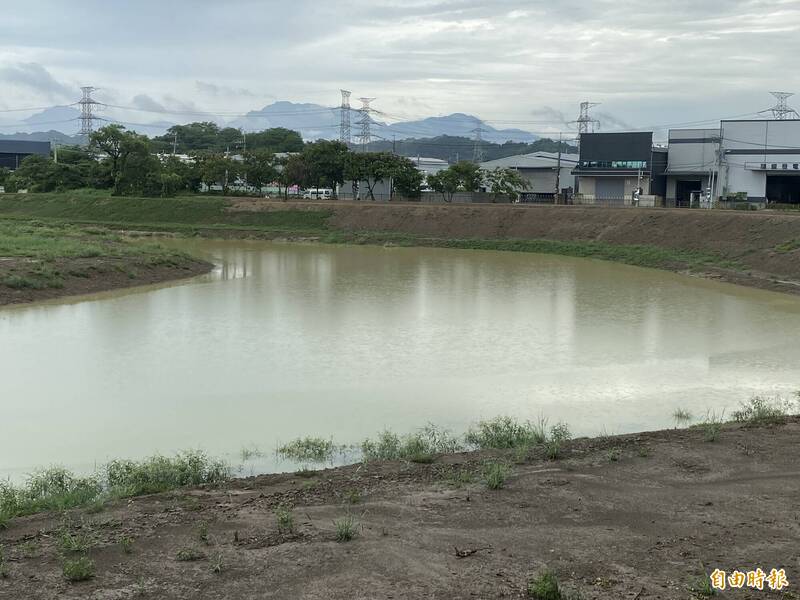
62 556 95 582
0 468 101 523
672 408 693 427
176 547 205 562
698 410 725 442
274 505 295 533
732 395 797 426
277 437 339 463
544 423 571 460
334 515 358 542
465 416 547 449
361 425 462 463
527 571 561 599
105 450 230 497
483 462 510 490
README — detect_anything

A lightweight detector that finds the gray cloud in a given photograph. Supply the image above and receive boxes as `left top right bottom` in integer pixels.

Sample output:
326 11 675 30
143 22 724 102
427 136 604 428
0 1 797 129
0 62 75 101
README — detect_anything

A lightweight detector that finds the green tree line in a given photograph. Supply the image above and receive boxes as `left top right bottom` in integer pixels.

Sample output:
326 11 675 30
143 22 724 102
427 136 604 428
0 124 530 201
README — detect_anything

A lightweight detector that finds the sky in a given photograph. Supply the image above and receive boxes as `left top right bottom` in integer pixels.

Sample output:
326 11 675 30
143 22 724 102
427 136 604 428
0 0 798 136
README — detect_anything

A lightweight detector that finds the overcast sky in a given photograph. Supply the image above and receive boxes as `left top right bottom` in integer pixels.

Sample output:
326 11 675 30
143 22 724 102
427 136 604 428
1 0 798 135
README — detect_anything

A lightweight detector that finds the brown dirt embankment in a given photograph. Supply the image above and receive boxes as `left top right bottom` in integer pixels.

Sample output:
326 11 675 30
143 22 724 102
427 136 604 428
232 200 800 294
1 420 798 599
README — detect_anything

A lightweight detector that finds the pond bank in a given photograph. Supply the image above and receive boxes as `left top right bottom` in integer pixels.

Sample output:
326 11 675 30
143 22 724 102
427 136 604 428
0 418 797 599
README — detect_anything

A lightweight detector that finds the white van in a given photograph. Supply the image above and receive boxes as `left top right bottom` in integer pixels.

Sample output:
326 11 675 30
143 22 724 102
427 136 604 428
302 188 333 200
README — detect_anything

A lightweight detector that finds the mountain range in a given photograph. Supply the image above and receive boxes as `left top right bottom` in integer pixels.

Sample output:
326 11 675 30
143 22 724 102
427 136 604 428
0 101 541 144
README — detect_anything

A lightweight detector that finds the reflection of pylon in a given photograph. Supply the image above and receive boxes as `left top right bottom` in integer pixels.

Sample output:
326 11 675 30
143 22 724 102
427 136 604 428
78 86 100 135
356 97 375 151
339 90 351 145
766 92 800 120
471 126 485 163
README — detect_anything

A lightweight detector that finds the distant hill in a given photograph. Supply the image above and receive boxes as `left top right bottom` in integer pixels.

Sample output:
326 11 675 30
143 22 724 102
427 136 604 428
231 101 540 143
0 130 82 144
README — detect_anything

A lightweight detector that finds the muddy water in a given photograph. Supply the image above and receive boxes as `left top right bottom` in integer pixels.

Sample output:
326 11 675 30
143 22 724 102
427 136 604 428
2 239 800 479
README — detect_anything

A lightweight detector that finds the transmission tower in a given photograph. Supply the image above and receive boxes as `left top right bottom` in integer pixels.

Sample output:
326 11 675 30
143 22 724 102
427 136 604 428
766 92 800 120
575 101 601 135
78 86 100 136
356 97 375 151
339 90 352 145
471 125 486 163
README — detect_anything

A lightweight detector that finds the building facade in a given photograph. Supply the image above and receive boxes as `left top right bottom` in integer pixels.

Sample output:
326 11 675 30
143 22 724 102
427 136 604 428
664 129 719 206
719 119 800 204
0 140 51 170
573 132 667 203
480 151 578 201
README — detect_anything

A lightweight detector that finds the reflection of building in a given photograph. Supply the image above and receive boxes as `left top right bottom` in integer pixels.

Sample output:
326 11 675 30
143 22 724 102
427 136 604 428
719 119 800 204
0 140 50 170
573 132 667 203
480 152 578 201
665 129 719 206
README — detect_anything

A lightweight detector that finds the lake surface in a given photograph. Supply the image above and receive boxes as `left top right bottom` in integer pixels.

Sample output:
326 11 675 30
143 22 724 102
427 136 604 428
2 239 800 480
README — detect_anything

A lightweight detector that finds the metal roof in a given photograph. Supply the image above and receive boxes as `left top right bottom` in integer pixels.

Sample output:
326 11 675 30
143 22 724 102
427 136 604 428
480 151 578 170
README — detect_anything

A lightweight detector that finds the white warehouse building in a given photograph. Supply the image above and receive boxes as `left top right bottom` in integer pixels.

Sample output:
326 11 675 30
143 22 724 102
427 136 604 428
719 119 800 204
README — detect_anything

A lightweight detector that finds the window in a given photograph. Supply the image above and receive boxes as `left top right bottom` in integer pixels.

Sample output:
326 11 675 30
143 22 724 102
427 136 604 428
761 163 767 169
782 163 788 170
579 160 648 169
771 163 778 169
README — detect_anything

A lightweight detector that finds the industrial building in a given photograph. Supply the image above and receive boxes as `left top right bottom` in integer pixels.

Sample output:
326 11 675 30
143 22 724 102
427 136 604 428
719 119 800 204
572 132 667 204
0 140 51 170
480 151 578 201
664 129 719 206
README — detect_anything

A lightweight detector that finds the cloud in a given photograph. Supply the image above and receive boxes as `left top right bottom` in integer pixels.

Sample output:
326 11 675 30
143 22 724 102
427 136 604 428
195 81 258 98
0 62 74 101
131 94 166 113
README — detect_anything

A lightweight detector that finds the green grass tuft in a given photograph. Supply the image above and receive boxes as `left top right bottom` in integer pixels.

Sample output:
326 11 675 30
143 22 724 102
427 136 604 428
483 462 510 490
62 556 95 582
334 515 358 542
277 437 339 463
732 395 797 426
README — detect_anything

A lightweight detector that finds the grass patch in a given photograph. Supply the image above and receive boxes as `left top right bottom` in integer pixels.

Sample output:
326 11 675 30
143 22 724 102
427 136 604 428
527 571 562 599
360 424 462 463
176 547 206 562
277 437 339 463
672 408 693 427
104 450 230 497
483 462 510 490
443 468 476 488
62 556 95 582
544 422 571 460
465 416 548 450
775 238 800 253
334 514 358 542
732 394 797 426
698 410 725 442
0 451 229 526
274 505 295 534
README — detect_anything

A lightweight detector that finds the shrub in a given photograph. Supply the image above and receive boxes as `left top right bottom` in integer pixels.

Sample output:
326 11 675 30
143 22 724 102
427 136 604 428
732 395 797 426
483 462 510 490
62 556 95 582
465 416 547 449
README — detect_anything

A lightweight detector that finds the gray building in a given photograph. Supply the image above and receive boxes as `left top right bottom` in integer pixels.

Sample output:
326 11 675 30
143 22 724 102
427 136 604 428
573 132 667 203
718 119 800 204
665 129 719 206
480 151 578 201
0 140 51 170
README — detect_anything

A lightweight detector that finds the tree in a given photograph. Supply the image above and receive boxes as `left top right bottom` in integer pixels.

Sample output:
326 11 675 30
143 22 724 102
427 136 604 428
390 156 424 199
89 125 154 195
241 150 278 193
426 161 483 202
302 140 349 194
194 153 237 194
279 154 309 196
484 167 529 201
344 152 401 201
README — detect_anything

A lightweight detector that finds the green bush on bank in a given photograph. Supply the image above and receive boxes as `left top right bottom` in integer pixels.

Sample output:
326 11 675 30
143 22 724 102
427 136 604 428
0 451 230 527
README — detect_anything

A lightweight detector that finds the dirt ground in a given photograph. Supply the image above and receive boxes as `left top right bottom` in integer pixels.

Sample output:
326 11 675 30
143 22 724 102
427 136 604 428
230 200 800 295
2 420 798 599
0 256 212 306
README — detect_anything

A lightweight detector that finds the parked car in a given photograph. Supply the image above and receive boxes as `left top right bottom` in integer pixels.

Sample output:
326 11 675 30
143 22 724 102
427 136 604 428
302 188 333 200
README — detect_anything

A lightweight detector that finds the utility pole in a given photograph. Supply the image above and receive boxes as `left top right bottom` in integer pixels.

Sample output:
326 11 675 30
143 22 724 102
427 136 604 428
472 125 485 163
339 90 352 145
554 132 563 204
356 97 375 152
78 86 100 136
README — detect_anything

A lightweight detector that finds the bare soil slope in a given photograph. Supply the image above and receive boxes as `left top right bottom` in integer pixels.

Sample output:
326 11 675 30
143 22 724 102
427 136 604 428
2 420 798 599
